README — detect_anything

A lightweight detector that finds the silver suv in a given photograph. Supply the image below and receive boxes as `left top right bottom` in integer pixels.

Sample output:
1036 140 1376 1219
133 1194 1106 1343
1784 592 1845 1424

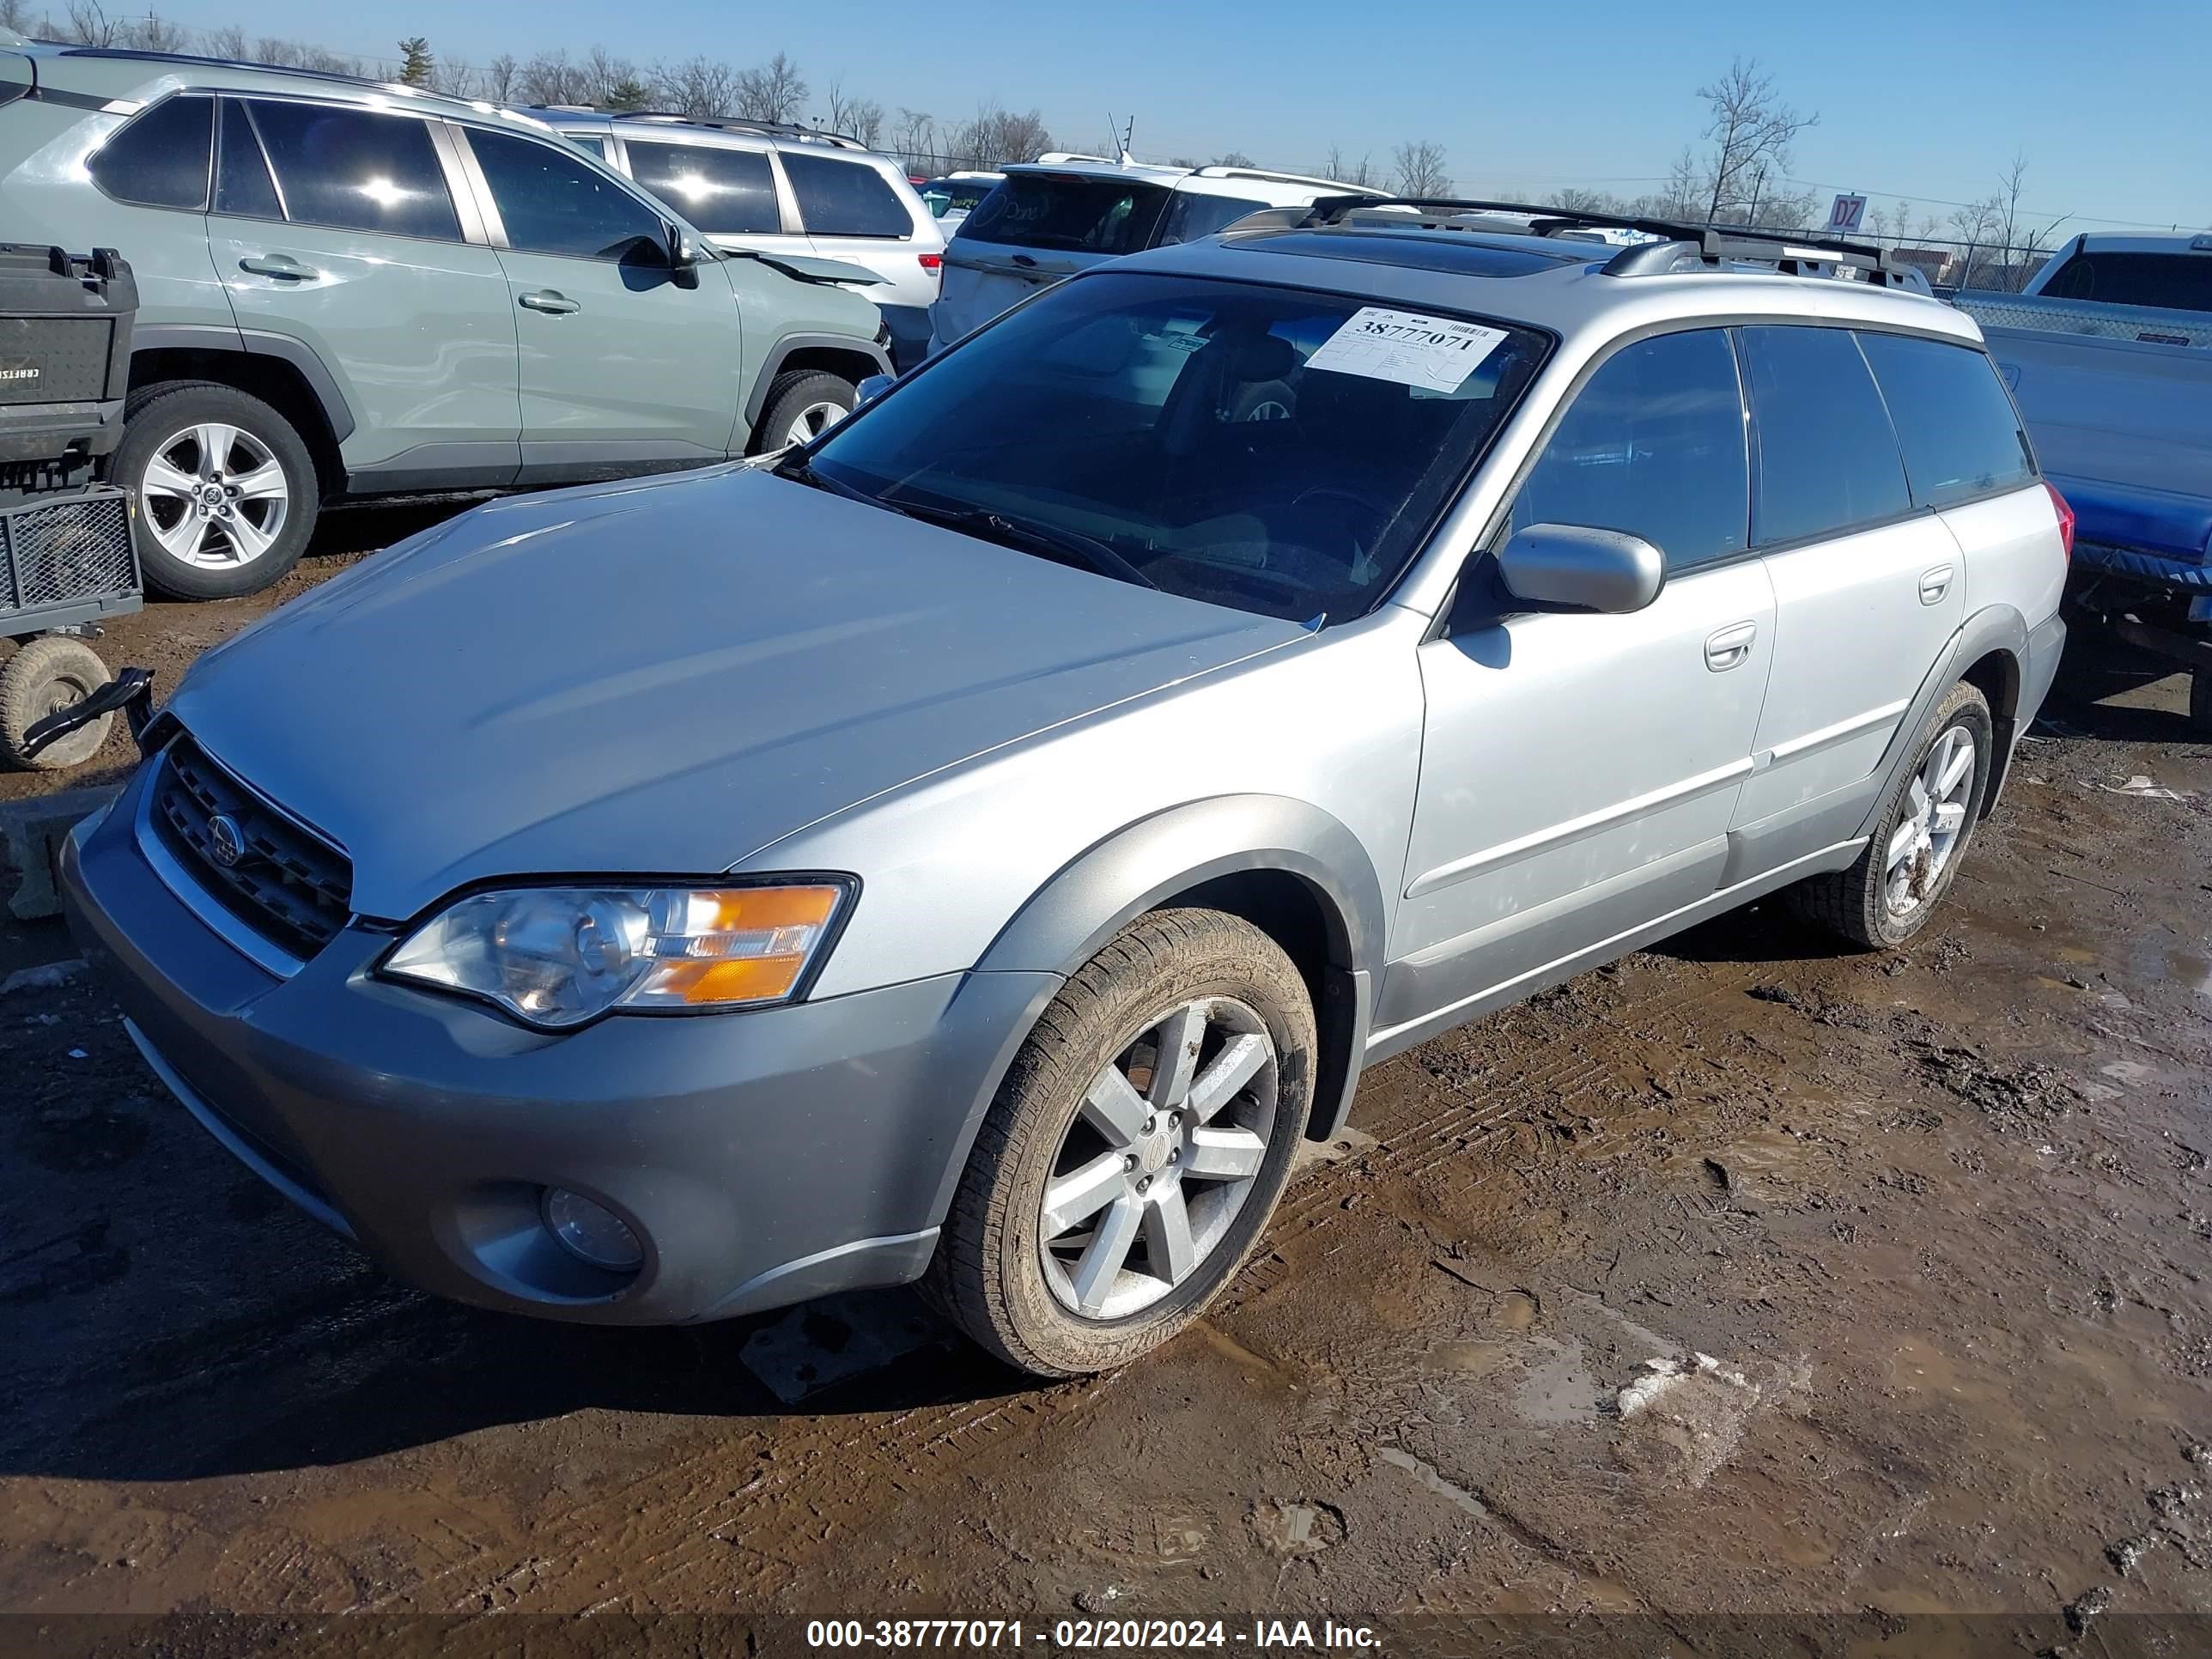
544 112 945 372
61 203 2068 1377
0 45 890 598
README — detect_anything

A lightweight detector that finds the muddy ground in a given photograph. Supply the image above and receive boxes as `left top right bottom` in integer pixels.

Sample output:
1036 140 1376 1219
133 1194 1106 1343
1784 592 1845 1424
3 511 2209 1654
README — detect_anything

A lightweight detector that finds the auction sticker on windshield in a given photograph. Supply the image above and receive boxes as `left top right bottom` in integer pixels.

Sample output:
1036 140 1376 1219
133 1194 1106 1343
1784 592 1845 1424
1304 307 1510 393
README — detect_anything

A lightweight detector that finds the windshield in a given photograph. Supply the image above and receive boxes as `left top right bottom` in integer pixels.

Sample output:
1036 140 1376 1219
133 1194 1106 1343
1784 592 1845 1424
956 173 1171 254
799 270 1550 622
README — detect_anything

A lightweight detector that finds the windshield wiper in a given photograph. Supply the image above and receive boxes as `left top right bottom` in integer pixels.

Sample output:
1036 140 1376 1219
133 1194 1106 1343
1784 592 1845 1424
891 500 1163 592
775 456 911 514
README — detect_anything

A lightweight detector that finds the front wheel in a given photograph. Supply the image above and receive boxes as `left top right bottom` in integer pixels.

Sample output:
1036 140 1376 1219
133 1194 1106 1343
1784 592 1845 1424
116 381 319 599
754 369 858 453
926 909 1317 1376
1788 680 1994 949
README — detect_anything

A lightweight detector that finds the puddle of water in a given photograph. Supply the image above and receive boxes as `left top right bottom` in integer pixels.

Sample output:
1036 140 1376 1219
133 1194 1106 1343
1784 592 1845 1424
1514 1337 1601 1426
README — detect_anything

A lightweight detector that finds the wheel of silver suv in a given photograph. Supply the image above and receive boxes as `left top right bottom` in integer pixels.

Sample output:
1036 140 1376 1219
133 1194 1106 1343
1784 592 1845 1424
1789 680 1994 950
926 908 1316 1376
116 380 319 599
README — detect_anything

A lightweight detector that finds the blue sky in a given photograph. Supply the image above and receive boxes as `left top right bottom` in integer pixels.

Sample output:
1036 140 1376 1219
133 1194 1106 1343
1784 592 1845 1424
141 0 2208 233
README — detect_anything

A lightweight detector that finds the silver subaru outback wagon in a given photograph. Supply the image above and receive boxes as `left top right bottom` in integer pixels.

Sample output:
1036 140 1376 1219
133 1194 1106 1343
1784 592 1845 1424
61 206 2069 1376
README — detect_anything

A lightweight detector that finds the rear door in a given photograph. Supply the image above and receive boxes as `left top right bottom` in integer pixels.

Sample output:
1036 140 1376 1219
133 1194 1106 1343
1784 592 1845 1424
933 172 1170 345
459 125 746 481
1730 325 1965 851
210 96 520 483
1388 329 1774 1033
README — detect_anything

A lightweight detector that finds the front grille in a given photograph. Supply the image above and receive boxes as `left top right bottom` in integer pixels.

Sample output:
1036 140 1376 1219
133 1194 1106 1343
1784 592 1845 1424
0 488 134 611
150 735 353 961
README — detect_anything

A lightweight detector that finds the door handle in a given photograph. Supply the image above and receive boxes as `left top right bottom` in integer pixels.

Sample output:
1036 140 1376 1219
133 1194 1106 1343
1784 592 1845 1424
238 254 314 280
1918 563 1956 605
1705 620 1758 672
518 290 580 314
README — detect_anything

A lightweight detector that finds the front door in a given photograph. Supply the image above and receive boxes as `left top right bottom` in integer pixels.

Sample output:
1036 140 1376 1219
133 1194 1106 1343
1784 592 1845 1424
1385 328 1773 1039
460 126 745 482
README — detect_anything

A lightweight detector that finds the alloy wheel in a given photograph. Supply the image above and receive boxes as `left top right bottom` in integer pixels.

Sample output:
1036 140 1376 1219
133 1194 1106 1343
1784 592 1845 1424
137 422 291 569
1038 997 1278 1321
786 401 848 447
1884 725 1976 917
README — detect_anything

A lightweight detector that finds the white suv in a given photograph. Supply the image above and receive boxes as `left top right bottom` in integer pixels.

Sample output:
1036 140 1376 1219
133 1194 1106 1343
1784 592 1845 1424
929 155 1384 352
546 112 945 369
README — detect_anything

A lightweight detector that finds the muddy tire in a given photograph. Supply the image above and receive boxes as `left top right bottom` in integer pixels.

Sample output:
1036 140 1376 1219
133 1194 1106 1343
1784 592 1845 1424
0 636 113 770
117 380 319 600
2191 667 2211 736
753 370 858 453
925 909 1316 1377
1787 681 1994 951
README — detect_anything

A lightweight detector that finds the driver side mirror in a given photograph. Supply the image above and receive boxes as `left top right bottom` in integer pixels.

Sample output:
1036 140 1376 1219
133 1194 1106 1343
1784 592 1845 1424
664 220 696 270
1494 523 1664 614
855 373 896 407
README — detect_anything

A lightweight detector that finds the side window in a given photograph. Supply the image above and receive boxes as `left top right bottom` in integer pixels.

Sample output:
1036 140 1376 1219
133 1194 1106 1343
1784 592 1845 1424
1158 193 1270 246
1509 329 1749 572
88 94 212 211
1739 326 1911 545
468 129 669 261
1856 332 2037 507
213 99 282 221
781 153 912 239
628 141 781 235
244 100 459 241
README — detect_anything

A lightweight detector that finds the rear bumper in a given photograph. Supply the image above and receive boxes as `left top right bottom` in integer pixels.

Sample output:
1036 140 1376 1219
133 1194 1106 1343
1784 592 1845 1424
2073 541 2212 592
878 302 932 372
2018 610 2067 734
61 766 1057 1324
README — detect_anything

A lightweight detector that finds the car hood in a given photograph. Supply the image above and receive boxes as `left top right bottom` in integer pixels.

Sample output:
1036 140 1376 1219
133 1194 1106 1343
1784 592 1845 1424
168 468 1303 921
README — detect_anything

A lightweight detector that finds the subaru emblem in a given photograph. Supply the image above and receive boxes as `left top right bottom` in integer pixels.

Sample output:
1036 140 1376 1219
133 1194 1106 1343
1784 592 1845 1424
207 813 246 868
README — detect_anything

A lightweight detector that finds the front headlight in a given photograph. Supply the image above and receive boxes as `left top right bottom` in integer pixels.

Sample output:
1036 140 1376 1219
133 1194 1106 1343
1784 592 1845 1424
381 881 850 1029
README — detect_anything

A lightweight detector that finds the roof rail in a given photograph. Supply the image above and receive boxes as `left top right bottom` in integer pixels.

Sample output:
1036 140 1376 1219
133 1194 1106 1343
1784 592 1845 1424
1194 164 1382 194
533 105 866 149
1031 151 1123 166
1299 197 1929 290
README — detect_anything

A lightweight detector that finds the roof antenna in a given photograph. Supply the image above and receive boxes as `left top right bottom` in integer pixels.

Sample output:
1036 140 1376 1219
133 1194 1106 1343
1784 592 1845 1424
1116 113 1136 167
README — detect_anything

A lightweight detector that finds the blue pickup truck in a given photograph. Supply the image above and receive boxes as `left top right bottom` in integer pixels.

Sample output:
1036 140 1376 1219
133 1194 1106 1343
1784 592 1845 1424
1955 234 2212 731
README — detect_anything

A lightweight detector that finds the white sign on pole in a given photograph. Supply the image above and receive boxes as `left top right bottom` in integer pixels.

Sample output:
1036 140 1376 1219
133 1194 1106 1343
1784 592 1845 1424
1826 193 1869 234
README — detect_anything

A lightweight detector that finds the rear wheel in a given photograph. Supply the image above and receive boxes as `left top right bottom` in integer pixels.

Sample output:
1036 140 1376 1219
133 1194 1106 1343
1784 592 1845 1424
0 636 113 770
754 369 858 453
1788 680 1993 949
926 909 1316 1376
117 381 319 599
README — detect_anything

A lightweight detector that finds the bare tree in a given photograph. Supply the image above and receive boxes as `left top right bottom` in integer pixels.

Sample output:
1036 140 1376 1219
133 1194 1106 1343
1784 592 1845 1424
483 52 519 102
1549 185 1621 215
1695 57 1816 225
0 0 32 32
1655 147 1702 219
63 0 115 46
119 10 189 50
1992 150 2068 291
579 46 641 106
652 56 738 119
1947 195 2003 290
890 107 936 167
846 99 884 149
520 51 591 107
950 104 1052 171
1214 149 1256 168
206 22 247 58
732 52 807 124
1391 139 1450 198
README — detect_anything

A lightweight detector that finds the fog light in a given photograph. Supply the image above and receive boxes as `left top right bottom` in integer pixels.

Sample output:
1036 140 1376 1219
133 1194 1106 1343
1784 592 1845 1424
541 1188 643 1272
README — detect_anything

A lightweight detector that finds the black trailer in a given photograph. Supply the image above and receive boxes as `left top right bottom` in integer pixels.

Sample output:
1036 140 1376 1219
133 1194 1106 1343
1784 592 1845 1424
1 242 141 769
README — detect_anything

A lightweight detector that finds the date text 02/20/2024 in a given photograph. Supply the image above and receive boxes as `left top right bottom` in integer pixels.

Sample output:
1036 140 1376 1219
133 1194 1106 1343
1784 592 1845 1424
804 1619 1384 1650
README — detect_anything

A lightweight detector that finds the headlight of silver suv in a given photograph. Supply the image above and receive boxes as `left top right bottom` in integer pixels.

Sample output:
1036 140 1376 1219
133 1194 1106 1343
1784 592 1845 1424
381 882 850 1029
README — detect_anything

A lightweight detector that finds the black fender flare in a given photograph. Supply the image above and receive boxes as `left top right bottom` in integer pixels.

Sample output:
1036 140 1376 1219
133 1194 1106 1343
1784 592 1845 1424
975 794 1386 1140
131 323 357 444
742 331 895 428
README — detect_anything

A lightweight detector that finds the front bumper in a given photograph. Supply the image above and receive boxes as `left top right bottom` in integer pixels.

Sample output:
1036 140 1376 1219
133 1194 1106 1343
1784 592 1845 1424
60 765 1057 1324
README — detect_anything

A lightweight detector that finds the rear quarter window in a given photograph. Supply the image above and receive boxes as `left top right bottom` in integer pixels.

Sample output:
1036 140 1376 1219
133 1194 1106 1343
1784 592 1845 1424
1856 332 2035 507
1739 325 1911 546
956 173 1170 254
781 153 911 239
2038 251 2212 314
245 100 460 241
629 140 781 235
88 94 212 210
1158 192 1270 246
